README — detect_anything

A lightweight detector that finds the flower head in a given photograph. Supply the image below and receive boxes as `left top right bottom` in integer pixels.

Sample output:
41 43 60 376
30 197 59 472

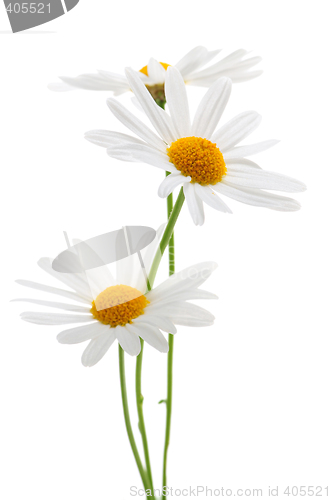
48 46 262 97
13 232 217 366
85 67 306 225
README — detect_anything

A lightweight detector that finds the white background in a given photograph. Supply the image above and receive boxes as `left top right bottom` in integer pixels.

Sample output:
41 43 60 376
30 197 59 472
1 1 331 498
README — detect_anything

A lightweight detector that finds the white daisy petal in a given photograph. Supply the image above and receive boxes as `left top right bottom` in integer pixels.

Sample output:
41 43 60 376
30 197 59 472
116 253 135 288
15 280 89 304
181 49 222 80
193 49 223 71
214 182 301 211
113 89 130 97
133 315 177 334
225 168 307 193
174 46 209 76
183 182 205 226
57 322 109 344
225 158 262 170
130 96 145 114
151 289 218 306
146 262 218 302
183 77 220 88
97 70 129 88
106 98 166 152
172 317 214 327
147 58 167 83
69 239 115 295
125 68 178 143
158 173 189 198
230 70 263 83
107 144 177 171
165 67 191 137
212 111 262 151
137 72 150 84
223 140 279 159
20 312 92 325
37 257 91 300
85 268 116 298
116 325 141 356
188 49 251 80
191 77 232 139
219 56 262 75
11 298 90 313
85 130 146 148
126 323 169 353
226 56 262 73
201 49 249 73
173 303 215 322
195 184 232 214
81 330 117 367
59 73 120 91
147 301 215 323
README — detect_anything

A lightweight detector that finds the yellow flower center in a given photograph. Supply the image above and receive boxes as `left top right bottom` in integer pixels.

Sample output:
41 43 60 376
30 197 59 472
167 137 227 185
90 285 149 327
139 62 171 76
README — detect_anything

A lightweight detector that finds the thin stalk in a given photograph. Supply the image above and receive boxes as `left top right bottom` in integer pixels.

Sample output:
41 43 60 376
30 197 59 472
136 339 155 498
162 172 176 498
119 345 150 494
133 186 185 499
162 333 174 496
166 179 175 276
148 187 185 289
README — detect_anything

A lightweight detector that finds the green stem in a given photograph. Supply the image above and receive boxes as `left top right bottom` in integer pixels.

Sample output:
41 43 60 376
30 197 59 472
148 187 185 289
166 184 175 276
162 172 176 498
136 339 155 498
118 345 150 494
132 185 185 499
162 333 174 497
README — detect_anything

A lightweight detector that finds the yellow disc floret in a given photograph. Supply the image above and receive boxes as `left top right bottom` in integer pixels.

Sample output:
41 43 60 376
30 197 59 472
90 285 149 327
139 62 171 76
167 137 227 185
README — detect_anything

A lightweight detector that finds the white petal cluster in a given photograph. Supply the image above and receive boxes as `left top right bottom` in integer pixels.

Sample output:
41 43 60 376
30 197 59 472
14 229 217 366
48 46 262 93
86 67 306 225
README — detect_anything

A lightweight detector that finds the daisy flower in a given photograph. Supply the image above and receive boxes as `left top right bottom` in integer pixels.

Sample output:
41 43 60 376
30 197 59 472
48 46 262 100
85 67 306 225
13 238 217 367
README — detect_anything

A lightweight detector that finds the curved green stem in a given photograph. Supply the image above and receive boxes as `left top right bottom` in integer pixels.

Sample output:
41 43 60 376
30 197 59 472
131 185 185 499
148 187 185 289
136 339 155 498
119 345 149 493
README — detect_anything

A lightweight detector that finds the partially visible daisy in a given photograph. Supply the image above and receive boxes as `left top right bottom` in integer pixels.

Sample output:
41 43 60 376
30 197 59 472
13 235 217 366
85 67 306 225
48 46 262 101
